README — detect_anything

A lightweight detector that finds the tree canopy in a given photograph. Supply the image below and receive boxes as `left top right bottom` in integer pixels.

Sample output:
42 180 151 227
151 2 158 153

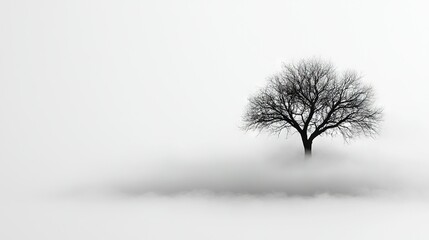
243 59 383 156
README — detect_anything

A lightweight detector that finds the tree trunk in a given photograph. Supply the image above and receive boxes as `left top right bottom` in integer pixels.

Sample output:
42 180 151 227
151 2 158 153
302 139 312 157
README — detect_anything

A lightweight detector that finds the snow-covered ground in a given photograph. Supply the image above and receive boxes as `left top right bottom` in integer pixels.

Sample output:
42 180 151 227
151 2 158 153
2 144 429 240
2 192 429 240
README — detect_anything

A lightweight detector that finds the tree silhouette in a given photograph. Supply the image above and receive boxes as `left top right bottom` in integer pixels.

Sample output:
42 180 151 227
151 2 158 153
243 59 382 157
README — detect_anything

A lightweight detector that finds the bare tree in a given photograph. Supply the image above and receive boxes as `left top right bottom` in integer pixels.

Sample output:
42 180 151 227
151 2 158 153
243 58 382 157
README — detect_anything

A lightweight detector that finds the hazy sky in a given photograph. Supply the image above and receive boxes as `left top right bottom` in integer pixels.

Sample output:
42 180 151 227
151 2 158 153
1 0 429 194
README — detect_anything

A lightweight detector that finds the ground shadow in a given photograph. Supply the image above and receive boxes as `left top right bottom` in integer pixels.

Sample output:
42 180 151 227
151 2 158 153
97 153 399 198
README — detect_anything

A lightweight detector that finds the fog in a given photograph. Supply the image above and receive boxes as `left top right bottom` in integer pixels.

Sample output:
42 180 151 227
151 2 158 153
1 0 429 239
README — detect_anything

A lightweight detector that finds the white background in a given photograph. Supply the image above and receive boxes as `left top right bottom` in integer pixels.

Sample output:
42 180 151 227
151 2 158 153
1 0 429 239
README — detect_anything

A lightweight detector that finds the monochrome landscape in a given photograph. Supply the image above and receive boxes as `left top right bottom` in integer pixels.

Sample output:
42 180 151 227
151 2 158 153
1 0 429 239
